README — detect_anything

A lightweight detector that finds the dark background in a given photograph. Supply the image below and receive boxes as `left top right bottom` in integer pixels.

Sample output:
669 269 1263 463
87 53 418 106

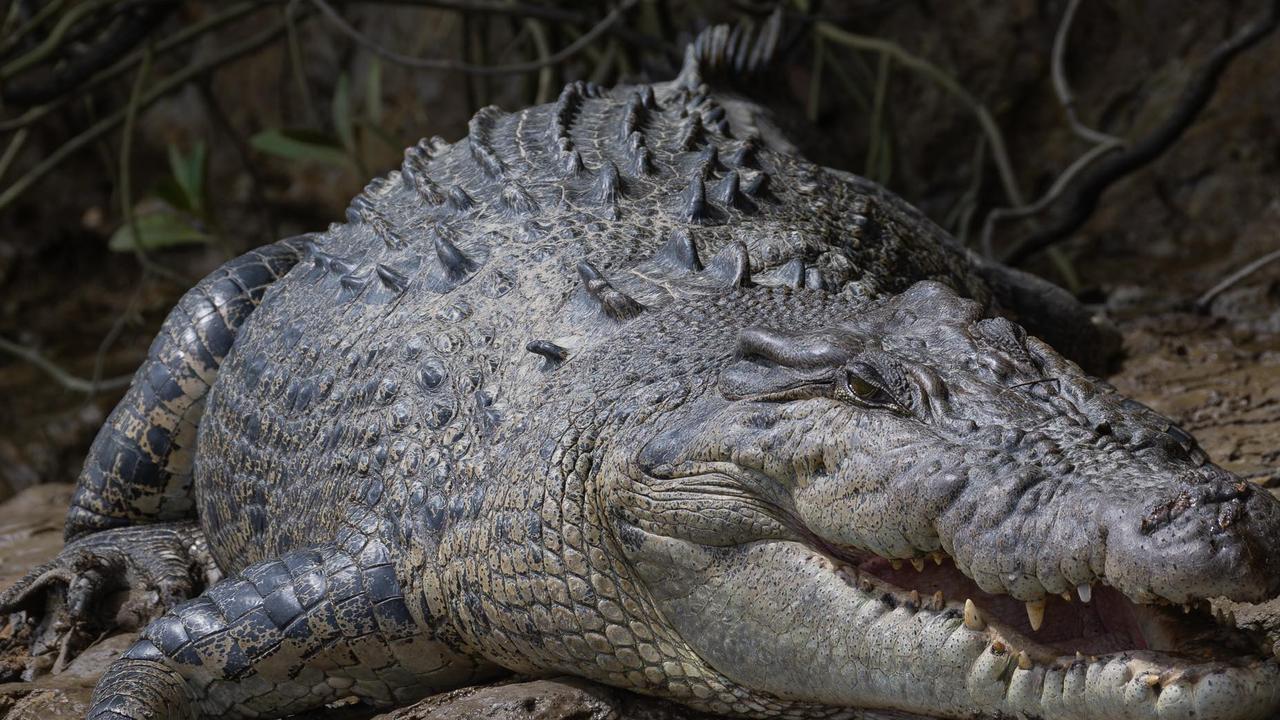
1 0 1279 499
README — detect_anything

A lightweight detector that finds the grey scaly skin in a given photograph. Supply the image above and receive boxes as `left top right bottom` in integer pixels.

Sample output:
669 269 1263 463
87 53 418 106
4 22 1280 720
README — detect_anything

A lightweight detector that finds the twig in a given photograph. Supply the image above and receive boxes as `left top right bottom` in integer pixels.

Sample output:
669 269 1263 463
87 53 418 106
979 139 1120 259
0 17 295 215
1 0 177 107
1004 0 1280 266
0 0 119 81
0 337 133 394
1051 0 1124 146
815 22 1027 212
0 127 29 185
309 0 638 75
865 50 890 180
525 18 554 105
0 2 264 134
1196 248 1280 312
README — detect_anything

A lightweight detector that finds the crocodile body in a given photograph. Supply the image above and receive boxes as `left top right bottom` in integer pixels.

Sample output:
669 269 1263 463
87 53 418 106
4 27 1280 720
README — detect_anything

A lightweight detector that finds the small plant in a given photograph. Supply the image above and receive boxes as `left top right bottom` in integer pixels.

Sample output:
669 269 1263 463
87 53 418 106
109 140 215 252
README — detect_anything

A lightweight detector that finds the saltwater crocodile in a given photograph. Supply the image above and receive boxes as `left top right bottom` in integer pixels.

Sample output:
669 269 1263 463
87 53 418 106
3 21 1280 720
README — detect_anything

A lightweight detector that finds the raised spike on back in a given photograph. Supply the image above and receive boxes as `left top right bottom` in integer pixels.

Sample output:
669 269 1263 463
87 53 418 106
468 106 506 179
551 81 585 147
625 132 652 176
677 113 704 151
654 229 702 272
434 229 478 280
592 162 623 206
681 176 708 223
577 261 644 321
619 93 646 140
705 242 752 287
526 339 568 369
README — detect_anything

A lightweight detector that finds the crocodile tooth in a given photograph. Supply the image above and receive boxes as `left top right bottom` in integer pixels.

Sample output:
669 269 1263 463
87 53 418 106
932 591 945 610
963 599 985 630
1077 583 1092 603
931 552 945 565
1061 592 1072 602
1016 651 1033 670
1026 599 1046 631
890 559 903 571
907 590 920 608
910 558 925 572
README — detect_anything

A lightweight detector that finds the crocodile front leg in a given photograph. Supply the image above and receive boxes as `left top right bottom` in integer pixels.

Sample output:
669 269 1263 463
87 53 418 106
1 521 218 679
86 541 500 719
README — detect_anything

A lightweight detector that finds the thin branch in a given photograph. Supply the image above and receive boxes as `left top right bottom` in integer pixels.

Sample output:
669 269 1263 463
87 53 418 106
525 18 555 105
815 22 1026 211
1196 248 1280 311
980 139 1120 259
308 0 639 75
0 336 133 394
0 16 295 215
1004 0 1280 266
0 2 264 134
1051 0 1124 146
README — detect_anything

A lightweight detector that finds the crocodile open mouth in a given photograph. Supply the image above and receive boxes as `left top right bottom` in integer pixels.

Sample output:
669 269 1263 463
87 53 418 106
834 550 1273 665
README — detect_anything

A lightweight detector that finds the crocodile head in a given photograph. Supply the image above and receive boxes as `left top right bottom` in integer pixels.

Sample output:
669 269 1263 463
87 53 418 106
612 281 1280 719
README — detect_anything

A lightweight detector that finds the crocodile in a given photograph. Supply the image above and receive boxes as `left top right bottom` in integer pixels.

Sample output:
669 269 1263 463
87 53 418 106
4 20 1280 720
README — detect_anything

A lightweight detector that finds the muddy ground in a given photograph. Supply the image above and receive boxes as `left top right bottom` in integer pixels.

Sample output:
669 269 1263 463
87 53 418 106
2 0 1279 718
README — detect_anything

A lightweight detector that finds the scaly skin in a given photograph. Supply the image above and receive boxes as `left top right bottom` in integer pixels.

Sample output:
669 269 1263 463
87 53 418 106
3 26 1279 720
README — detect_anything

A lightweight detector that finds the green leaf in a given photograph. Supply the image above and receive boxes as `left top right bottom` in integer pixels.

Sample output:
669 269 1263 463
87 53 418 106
166 140 206 215
333 72 355 154
366 58 383 126
249 128 349 166
109 209 212 252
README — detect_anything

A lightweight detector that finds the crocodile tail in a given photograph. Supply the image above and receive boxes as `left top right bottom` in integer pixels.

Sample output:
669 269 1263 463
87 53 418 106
675 9 783 89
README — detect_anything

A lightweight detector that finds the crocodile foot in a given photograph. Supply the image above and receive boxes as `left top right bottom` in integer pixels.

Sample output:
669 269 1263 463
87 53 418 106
0 522 218 680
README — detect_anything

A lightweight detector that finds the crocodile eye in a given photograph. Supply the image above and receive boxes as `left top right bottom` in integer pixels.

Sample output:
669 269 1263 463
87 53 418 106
835 364 903 412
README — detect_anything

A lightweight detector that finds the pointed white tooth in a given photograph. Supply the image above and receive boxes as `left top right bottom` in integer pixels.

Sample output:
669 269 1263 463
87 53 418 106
1077 583 1092 603
910 558 925 572
1016 651 1033 670
932 552 945 565
1026 598 1046 631
963 598 986 630
1061 592 1072 602
932 590 945 610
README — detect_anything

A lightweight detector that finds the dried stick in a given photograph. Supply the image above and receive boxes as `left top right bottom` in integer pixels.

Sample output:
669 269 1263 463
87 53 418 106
1004 0 1280 266
309 0 638 75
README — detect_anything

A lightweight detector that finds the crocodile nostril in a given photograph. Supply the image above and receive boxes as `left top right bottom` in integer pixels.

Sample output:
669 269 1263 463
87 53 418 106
1094 421 1112 437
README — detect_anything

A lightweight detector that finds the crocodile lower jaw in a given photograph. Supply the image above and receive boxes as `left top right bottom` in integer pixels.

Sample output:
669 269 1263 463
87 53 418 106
827 547 1280 717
